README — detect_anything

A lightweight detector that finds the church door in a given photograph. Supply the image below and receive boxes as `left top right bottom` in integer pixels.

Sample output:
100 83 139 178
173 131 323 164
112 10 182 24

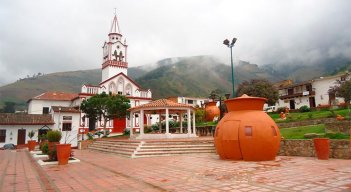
113 118 126 133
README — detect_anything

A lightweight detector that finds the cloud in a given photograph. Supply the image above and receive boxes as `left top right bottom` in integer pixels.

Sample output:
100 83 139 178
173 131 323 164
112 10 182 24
0 0 350 85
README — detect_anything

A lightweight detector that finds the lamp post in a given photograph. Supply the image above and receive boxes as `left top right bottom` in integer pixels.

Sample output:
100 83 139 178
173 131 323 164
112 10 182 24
223 38 237 98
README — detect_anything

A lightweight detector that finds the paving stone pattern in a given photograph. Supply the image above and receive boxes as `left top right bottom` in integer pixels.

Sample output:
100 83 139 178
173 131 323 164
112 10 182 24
1 149 351 191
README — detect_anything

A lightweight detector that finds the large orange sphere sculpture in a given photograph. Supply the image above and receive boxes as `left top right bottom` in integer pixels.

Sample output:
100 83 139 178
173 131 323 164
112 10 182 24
214 94 281 161
205 101 220 121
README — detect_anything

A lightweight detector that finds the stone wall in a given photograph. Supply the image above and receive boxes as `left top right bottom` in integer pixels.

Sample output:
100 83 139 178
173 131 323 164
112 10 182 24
277 118 336 128
279 139 351 159
325 121 351 134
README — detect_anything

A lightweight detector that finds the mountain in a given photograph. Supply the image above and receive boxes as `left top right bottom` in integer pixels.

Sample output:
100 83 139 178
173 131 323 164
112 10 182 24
0 55 350 110
136 56 278 99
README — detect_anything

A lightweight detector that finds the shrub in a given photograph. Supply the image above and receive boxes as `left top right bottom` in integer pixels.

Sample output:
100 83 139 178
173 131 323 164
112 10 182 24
87 132 94 140
123 129 130 136
299 105 310 113
277 107 286 114
28 130 35 140
47 130 62 142
41 143 49 154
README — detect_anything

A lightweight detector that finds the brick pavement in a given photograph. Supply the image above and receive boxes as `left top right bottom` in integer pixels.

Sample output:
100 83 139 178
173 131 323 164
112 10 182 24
1 149 351 192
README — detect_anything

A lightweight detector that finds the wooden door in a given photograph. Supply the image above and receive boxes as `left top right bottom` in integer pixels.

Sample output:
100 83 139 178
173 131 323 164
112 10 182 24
17 129 26 145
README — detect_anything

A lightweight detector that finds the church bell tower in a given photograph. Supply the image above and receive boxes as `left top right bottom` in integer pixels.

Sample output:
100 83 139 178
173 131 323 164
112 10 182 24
101 14 128 82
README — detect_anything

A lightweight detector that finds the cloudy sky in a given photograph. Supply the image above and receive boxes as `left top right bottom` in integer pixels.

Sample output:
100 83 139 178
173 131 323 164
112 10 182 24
0 0 350 85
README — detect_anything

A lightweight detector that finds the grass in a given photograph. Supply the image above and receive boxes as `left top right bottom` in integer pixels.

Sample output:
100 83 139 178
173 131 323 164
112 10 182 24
280 125 326 139
270 108 351 122
280 124 350 139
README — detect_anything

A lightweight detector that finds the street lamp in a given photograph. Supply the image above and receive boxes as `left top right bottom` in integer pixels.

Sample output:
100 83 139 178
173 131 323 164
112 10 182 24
223 37 237 98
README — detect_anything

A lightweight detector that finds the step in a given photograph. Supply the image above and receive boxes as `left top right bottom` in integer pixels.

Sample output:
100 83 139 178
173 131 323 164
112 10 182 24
88 147 132 156
141 144 214 148
138 148 215 153
135 150 215 156
90 143 138 149
88 146 135 152
94 141 140 145
143 141 214 145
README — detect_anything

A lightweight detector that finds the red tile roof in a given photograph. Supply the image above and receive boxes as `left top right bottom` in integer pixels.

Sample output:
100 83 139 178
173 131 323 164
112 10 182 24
30 91 78 101
129 99 194 111
51 106 80 113
0 113 54 125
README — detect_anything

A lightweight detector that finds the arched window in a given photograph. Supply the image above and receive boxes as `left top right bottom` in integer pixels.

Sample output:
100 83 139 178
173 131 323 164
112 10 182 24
125 84 132 96
108 82 116 94
117 78 124 95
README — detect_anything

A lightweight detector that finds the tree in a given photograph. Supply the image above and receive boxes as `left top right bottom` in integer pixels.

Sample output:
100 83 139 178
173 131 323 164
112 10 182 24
3 102 16 113
236 79 279 106
329 74 351 105
80 92 130 135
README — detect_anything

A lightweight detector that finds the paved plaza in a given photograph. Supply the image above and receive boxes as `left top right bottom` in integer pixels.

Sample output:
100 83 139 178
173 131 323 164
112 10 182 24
1 149 351 192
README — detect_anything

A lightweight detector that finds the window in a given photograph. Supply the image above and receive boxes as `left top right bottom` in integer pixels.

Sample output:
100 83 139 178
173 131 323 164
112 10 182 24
43 107 49 114
62 123 72 131
0 130 6 142
245 126 253 136
63 116 72 120
188 100 194 104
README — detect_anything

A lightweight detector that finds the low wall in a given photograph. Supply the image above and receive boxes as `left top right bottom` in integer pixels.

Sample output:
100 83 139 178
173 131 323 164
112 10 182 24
279 139 351 159
277 118 336 128
325 121 351 134
78 140 94 150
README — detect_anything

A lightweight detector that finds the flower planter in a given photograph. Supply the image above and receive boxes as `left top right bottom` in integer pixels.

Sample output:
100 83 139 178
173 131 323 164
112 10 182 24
56 144 71 165
27 140 36 151
205 101 220 121
313 138 330 160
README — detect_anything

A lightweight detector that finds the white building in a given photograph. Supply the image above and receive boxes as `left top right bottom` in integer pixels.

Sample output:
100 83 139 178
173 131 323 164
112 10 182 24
276 73 349 110
167 96 208 108
0 113 54 148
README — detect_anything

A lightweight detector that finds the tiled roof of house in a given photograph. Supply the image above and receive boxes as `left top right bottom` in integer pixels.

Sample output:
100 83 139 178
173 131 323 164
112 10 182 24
51 106 80 113
0 113 54 125
30 91 78 101
129 99 194 111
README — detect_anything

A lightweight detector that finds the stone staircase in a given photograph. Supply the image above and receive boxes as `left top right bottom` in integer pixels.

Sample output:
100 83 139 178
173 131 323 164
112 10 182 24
88 139 216 158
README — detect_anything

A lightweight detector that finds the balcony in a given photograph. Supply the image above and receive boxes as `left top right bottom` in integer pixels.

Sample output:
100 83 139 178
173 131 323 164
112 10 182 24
280 90 315 100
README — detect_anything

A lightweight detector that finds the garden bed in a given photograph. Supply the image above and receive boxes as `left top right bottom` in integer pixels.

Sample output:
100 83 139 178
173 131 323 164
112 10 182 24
37 157 80 166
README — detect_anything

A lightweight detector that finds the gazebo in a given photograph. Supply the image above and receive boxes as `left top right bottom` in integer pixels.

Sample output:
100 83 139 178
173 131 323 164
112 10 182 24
128 99 197 139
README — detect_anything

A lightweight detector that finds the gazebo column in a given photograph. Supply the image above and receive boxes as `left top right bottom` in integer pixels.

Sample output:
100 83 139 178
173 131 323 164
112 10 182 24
187 109 191 135
165 108 169 134
129 111 134 137
192 110 196 135
158 112 162 133
140 110 144 135
179 112 183 133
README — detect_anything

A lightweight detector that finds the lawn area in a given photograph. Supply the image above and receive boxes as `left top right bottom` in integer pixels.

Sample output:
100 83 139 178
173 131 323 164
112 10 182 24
270 108 351 122
280 125 325 139
280 124 350 139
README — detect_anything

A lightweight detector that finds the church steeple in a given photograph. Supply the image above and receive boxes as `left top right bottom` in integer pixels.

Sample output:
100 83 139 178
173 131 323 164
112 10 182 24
101 13 128 82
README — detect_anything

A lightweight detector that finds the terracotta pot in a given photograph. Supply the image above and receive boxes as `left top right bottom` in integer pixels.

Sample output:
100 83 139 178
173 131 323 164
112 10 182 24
48 142 59 160
313 138 330 160
214 94 281 161
56 144 71 165
205 101 220 121
27 140 36 151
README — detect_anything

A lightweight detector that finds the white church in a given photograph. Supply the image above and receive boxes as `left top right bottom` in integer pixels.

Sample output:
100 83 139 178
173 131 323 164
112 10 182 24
0 14 155 148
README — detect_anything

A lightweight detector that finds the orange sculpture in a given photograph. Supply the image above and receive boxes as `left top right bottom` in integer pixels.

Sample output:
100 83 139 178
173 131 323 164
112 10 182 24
205 101 220 121
214 94 281 161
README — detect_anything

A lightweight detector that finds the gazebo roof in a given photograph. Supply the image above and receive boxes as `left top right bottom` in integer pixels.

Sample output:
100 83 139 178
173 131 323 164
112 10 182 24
128 99 194 111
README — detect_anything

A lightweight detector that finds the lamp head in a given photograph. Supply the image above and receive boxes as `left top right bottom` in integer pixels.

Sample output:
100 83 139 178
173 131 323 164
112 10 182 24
223 39 230 46
225 93 230 99
231 38 237 46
